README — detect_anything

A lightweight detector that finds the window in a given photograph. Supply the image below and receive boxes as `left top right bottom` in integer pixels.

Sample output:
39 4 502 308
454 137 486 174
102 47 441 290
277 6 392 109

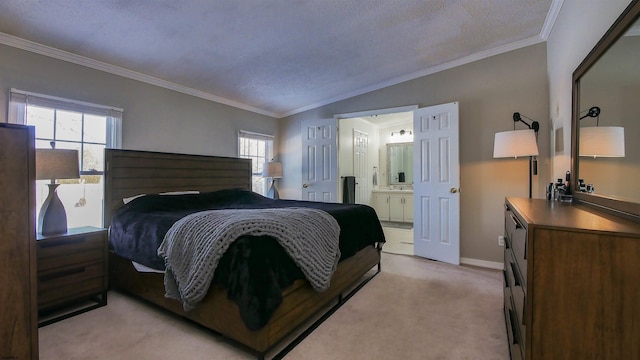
238 130 274 196
9 89 122 229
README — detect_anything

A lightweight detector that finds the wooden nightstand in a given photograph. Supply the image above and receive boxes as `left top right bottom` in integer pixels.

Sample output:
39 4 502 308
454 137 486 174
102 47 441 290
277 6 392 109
36 226 108 326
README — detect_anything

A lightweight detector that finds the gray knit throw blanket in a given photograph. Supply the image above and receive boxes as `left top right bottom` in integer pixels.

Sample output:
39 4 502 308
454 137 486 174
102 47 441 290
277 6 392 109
157 207 341 311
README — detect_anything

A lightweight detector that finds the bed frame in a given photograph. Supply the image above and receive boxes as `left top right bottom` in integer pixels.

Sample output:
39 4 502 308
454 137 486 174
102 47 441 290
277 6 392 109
104 149 381 359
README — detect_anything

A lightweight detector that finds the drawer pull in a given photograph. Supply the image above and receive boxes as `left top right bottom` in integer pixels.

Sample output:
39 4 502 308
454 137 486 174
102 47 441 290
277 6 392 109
510 214 523 229
40 267 85 281
40 237 85 248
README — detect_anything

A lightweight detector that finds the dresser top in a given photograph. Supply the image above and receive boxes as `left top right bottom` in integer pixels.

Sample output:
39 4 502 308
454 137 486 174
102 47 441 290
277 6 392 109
506 197 640 237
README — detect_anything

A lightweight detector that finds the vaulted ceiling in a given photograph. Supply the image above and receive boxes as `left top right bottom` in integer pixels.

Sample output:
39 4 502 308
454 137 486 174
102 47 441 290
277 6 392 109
0 1 559 118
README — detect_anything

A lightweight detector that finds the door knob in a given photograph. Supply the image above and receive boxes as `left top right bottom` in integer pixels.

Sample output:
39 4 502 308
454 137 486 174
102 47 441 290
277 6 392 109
450 187 459 193
303 183 308 188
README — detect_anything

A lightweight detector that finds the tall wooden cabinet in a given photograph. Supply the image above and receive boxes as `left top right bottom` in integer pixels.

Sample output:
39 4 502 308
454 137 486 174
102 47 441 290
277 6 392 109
0 124 38 359
503 197 640 359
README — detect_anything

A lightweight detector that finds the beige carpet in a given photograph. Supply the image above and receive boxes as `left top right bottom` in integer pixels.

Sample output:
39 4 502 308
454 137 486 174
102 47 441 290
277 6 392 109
39 253 508 359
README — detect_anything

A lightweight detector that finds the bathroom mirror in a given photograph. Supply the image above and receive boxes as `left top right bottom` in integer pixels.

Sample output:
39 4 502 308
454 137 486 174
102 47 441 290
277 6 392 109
387 142 413 185
572 0 640 218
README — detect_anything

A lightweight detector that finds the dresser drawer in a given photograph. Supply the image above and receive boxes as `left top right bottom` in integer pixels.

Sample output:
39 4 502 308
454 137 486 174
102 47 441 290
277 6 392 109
504 288 523 360
505 249 526 353
505 207 527 283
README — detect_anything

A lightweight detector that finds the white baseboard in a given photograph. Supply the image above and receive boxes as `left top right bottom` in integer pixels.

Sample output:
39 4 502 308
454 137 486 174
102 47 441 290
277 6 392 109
460 257 503 270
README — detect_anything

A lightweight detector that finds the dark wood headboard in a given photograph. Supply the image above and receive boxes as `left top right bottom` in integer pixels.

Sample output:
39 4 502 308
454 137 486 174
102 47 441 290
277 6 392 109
103 149 252 227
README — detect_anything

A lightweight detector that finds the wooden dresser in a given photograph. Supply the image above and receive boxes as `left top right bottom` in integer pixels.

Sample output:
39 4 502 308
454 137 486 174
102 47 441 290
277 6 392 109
0 123 38 359
503 197 640 360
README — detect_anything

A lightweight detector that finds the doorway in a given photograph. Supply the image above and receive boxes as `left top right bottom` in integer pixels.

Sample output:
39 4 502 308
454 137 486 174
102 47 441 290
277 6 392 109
336 106 417 256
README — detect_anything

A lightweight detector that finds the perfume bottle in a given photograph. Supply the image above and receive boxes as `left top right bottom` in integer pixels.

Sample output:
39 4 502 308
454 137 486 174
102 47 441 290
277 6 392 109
578 179 587 192
547 183 555 200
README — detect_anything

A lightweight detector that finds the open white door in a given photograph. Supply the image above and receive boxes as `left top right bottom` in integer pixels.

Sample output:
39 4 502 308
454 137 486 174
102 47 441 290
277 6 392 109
353 129 368 204
302 118 338 202
413 102 460 265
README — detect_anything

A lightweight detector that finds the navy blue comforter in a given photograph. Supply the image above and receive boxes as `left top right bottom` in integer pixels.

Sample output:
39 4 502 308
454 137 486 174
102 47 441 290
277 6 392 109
109 188 385 329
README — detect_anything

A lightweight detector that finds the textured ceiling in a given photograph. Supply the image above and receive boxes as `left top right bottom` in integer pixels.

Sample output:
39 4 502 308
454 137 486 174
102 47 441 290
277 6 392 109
0 0 556 118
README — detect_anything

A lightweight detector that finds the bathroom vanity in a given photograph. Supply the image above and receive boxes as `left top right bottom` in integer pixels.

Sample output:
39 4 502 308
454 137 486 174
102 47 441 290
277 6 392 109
371 189 413 222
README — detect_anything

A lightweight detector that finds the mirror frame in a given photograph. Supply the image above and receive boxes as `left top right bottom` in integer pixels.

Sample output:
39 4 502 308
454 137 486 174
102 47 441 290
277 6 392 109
572 0 640 220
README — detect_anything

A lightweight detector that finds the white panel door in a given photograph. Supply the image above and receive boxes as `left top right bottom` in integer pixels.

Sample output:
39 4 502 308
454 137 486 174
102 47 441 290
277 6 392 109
353 129 368 204
413 102 460 265
302 118 338 202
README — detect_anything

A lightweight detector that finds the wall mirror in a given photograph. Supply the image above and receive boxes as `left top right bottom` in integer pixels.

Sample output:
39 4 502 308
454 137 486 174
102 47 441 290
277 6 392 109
572 0 640 219
387 142 413 185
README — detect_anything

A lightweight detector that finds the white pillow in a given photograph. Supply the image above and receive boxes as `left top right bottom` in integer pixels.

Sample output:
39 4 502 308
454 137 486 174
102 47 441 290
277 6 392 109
158 191 200 195
122 194 146 204
122 190 200 204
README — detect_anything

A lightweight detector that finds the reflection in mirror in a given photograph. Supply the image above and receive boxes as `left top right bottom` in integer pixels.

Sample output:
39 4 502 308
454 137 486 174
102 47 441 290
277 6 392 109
387 142 413 185
578 19 640 202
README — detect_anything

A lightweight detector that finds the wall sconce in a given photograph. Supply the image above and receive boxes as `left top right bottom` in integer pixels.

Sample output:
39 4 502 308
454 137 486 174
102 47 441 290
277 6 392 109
578 106 625 158
493 112 540 198
262 161 283 199
36 142 80 235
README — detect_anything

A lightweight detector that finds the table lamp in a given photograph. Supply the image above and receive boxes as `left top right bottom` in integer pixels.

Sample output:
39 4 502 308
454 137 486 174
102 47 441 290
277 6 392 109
36 145 80 235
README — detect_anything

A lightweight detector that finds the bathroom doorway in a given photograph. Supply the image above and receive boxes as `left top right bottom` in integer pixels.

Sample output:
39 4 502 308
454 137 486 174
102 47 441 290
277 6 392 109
335 106 416 256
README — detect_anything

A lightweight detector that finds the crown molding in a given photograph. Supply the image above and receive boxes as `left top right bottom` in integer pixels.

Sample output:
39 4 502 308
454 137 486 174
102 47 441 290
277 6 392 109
540 0 565 40
280 35 545 118
0 32 279 118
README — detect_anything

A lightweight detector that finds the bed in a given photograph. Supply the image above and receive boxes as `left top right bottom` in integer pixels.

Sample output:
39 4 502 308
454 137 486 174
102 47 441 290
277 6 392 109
104 149 384 359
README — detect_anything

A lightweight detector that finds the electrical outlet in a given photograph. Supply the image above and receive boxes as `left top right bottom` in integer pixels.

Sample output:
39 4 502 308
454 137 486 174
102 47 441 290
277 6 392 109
498 235 505 247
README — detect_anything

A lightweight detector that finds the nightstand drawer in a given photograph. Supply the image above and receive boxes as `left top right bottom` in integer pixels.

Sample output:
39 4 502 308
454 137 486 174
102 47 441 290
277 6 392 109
37 234 104 271
39 274 104 309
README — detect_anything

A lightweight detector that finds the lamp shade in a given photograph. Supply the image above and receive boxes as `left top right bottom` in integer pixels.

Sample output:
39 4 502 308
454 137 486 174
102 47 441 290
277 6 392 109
262 161 283 178
579 126 625 158
36 149 80 180
493 129 539 158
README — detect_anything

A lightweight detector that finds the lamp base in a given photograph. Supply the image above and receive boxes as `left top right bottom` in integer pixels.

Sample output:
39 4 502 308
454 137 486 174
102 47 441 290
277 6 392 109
267 179 280 200
38 183 68 235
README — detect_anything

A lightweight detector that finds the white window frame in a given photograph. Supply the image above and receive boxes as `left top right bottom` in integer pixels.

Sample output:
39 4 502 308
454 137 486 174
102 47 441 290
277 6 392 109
9 89 123 228
9 89 123 148
238 130 274 195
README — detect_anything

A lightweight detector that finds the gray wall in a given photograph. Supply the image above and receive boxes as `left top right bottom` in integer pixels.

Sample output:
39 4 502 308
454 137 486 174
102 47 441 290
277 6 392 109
0 44 278 157
280 43 550 264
